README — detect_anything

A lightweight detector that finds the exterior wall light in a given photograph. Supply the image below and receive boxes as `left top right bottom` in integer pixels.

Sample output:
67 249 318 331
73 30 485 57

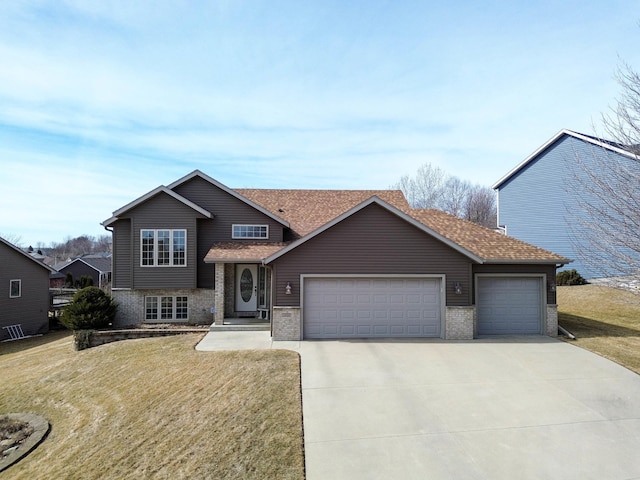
548 281 556 292
285 282 292 295
454 281 462 295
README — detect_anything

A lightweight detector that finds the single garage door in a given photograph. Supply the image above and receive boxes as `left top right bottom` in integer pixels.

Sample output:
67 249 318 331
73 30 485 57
477 277 542 335
303 277 442 339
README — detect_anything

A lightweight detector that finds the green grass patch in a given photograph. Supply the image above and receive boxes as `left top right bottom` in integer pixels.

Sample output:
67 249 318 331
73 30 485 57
558 284 640 374
0 333 304 479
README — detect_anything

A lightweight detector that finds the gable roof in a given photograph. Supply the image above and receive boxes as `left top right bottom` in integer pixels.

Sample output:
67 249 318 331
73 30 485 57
168 170 290 228
263 196 486 264
0 237 56 273
409 209 570 264
492 129 640 190
102 186 213 227
236 188 410 237
58 256 112 273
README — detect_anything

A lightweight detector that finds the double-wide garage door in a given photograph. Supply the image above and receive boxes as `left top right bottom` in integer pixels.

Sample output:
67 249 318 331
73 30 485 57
477 277 543 335
303 277 442 339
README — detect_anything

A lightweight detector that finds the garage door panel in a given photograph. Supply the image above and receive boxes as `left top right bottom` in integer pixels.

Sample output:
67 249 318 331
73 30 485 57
304 277 442 339
477 277 542 335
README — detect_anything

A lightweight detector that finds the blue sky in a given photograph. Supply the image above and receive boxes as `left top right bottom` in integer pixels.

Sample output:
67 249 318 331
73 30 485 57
1 1 639 247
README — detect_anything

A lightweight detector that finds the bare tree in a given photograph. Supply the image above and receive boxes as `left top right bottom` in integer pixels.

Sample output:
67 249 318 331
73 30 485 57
441 177 471 218
0 232 24 247
464 185 497 228
567 64 640 278
393 163 447 209
392 162 497 228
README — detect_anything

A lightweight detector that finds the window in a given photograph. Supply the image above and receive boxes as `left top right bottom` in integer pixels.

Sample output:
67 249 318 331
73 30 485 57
9 279 21 298
140 229 187 266
145 296 189 321
232 224 268 239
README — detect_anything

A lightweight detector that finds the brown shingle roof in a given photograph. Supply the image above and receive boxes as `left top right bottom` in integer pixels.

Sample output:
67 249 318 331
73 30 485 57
235 189 410 237
409 209 570 263
204 242 289 263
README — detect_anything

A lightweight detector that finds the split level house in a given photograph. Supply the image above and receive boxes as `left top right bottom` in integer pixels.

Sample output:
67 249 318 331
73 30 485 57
102 170 569 340
1 236 54 340
494 129 640 279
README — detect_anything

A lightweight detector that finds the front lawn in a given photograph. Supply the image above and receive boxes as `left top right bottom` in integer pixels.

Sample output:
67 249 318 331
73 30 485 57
0 332 304 479
558 284 640 375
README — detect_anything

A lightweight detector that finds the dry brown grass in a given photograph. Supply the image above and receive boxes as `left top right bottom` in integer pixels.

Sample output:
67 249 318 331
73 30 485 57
558 284 640 374
0 332 304 479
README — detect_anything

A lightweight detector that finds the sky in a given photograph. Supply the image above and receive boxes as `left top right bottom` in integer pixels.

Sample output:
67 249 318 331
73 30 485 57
1 1 639 248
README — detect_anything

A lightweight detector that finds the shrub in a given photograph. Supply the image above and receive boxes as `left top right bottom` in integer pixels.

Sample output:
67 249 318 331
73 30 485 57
75 275 94 289
61 287 117 330
556 269 588 286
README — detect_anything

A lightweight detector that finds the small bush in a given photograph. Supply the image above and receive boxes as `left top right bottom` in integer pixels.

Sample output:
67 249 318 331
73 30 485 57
61 287 117 330
556 269 588 286
75 275 94 289
73 330 94 351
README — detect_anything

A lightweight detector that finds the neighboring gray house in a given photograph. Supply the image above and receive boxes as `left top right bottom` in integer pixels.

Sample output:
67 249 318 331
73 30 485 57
0 237 55 340
102 170 568 339
493 129 640 279
55 255 112 289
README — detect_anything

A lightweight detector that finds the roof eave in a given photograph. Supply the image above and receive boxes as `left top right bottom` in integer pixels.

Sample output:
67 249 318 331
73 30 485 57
108 186 213 220
263 196 486 264
0 237 56 273
493 129 640 190
483 258 572 265
204 257 265 264
167 170 291 228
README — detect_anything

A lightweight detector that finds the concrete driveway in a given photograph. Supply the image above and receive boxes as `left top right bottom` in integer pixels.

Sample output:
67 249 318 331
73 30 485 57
198 333 640 479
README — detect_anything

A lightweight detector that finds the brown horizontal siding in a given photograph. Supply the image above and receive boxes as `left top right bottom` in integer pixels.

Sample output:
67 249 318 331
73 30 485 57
112 219 132 289
127 192 203 289
269 203 473 307
0 244 50 339
472 264 558 304
173 176 286 288
173 176 285 243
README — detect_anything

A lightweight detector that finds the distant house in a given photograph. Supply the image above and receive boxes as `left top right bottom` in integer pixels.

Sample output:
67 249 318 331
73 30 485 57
55 255 112 289
0 237 55 340
493 129 640 279
49 271 66 289
102 170 568 339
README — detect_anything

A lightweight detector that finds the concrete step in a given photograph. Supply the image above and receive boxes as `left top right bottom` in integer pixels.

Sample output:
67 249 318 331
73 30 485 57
209 323 270 332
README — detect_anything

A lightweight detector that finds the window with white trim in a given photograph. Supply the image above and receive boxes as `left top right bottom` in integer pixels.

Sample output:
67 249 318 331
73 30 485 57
145 296 189 321
232 224 268 239
140 229 187 266
9 279 21 298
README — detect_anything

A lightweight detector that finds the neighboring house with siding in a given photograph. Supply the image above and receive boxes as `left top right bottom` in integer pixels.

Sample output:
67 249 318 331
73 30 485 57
55 255 112 289
493 129 640 279
0 236 55 340
102 170 569 340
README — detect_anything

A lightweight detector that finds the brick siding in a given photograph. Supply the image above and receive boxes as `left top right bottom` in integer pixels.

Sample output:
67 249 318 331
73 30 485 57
112 288 215 326
445 306 475 340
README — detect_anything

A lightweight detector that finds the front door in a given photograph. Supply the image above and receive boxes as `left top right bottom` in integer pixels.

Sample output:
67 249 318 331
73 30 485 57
236 264 258 312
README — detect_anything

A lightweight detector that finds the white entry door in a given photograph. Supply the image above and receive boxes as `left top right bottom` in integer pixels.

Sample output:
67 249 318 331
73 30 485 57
236 264 258 312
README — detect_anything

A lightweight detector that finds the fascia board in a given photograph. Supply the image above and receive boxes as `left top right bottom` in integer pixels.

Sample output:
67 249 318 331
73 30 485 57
102 186 212 225
167 170 290 228
263 196 485 264
484 258 572 265
0 237 56 273
492 129 640 190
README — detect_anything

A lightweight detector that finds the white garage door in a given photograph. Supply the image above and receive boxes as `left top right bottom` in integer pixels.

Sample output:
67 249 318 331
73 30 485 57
303 277 442 339
477 277 542 335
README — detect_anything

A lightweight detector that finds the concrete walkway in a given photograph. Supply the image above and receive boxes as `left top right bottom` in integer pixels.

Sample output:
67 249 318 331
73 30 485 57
197 332 640 480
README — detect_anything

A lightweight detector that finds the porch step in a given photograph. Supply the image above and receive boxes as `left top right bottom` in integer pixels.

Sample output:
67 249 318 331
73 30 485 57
209 323 270 332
